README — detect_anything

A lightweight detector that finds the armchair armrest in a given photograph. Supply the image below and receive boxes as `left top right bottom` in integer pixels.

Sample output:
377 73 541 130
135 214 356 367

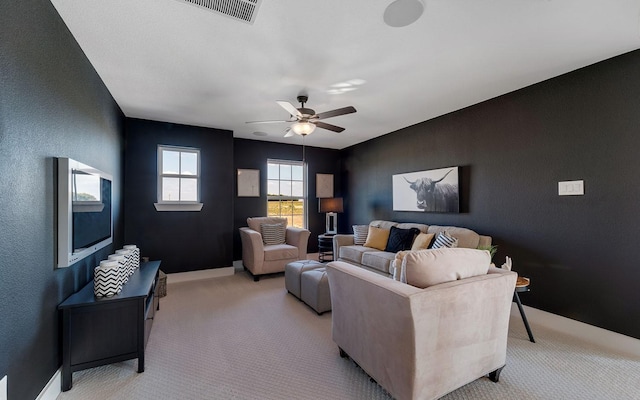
332 234 355 260
286 227 311 260
239 227 265 270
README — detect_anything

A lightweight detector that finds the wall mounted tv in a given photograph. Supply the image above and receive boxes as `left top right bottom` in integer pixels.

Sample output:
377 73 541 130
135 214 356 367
57 157 113 268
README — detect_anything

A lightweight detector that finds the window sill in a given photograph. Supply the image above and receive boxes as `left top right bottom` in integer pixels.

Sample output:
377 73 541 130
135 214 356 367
154 203 204 212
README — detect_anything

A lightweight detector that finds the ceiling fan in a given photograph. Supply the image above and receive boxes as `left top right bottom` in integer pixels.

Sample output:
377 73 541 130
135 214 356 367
246 95 357 137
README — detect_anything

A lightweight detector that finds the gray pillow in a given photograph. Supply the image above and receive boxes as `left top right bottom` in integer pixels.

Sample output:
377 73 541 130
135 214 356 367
261 223 286 245
353 225 369 245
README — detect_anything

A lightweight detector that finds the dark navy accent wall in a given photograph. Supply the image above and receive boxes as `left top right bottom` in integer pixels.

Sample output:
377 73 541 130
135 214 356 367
341 50 640 340
233 138 343 260
0 1 124 399
124 118 234 273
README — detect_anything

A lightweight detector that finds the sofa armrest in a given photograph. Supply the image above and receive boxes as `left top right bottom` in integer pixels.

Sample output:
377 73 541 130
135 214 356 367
285 227 311 260
332 234 355 260
239 227 264 270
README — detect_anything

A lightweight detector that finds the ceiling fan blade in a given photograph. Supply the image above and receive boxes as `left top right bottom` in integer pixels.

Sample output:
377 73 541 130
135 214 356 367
276 101 303 118
315 106 357 120
314 121 345 133
246 119 294 124
284 128 294 137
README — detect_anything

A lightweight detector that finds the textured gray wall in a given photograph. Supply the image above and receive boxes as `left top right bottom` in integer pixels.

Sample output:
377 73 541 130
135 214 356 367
342 50 640 340
0 1 124 399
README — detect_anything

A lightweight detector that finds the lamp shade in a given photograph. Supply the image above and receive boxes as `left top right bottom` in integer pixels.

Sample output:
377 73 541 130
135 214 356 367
291 121 316 136
319 197 343 213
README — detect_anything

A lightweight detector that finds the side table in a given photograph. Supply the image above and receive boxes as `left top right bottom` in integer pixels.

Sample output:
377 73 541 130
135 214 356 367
318 234 334 262
514 276 535 343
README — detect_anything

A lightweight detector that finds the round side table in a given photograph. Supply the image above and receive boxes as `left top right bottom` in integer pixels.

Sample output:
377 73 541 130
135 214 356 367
317 234 334 262
514 276 535 343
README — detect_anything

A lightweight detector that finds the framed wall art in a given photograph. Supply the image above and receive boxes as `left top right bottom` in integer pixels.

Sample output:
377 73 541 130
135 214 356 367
237 169 260 197
316 173 334 198
392 166 459 213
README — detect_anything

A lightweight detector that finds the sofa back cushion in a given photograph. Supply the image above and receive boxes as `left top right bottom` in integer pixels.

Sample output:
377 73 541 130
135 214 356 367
247 217 287 233
396 222 429 233
401 248 490 288
369 220 398 230
427 226 480 249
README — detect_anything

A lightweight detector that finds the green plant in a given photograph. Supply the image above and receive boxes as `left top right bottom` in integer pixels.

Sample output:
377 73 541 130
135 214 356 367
477 244 498 260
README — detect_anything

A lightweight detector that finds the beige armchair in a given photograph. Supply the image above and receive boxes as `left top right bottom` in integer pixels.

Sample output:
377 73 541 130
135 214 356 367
326 259 517 400
239 217 310 281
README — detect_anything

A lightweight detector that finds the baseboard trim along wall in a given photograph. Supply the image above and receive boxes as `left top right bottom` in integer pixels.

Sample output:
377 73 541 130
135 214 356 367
167 266 235 285
511 304 640 358
36 368 60 400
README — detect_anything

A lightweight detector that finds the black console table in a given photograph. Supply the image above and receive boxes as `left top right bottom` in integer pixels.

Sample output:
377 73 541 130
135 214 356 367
58 260 161 391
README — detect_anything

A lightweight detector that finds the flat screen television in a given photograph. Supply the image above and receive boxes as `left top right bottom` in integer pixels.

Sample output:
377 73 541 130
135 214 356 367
57 157 113 268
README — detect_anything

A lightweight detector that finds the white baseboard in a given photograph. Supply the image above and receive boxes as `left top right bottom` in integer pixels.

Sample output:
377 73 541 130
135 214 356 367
511 304 640 358
36 368 60 400
167 266 235 285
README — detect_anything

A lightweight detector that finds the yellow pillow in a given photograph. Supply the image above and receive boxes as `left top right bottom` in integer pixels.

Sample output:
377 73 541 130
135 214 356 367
411 233 435 251
363 226 390 250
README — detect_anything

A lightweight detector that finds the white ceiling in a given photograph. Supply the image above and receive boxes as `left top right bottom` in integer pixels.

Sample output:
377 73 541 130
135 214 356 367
50 0 640 150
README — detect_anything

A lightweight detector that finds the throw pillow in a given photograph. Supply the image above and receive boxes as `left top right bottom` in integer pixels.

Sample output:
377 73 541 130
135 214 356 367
384 226 419 253
363 226 390 251
431 231 458 249
400 248 490 288
261 223 286 245
352 225 369 245
411 232 435 251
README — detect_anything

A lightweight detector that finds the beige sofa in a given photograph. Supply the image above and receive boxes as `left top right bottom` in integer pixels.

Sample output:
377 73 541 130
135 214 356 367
332 220 492 275
239 217 310 281
326 258 517 400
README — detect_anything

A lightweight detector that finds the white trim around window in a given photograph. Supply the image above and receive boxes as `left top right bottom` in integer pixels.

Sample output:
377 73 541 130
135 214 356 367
154 145 203 212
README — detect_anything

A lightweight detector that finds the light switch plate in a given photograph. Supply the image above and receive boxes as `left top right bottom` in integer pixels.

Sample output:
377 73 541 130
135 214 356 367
1 375 7 400
558 180 584 196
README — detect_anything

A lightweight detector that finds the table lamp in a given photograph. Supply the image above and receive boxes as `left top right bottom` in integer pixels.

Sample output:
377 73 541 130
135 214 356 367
318 197 343 235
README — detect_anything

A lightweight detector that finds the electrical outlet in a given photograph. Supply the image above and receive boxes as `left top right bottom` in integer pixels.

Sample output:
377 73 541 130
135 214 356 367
1 375 7 400
558 180 584 196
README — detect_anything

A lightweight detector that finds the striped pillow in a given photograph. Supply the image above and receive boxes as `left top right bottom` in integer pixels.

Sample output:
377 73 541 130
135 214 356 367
261 223 286 245
353 225 369 245
431 231 458 249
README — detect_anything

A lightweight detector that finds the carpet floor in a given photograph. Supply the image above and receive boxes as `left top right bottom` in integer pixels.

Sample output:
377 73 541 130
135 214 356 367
57 269 640 400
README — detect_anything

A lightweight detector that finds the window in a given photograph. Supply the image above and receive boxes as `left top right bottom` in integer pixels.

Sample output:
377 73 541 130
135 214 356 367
154 145 203 211
267 159 306 228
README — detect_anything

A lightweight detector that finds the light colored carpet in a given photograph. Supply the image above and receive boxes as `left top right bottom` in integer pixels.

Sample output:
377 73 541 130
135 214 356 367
57 269 640 400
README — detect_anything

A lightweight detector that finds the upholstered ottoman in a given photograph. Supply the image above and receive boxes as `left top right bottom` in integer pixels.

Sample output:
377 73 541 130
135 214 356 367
300 268 331 315
285 260 324 299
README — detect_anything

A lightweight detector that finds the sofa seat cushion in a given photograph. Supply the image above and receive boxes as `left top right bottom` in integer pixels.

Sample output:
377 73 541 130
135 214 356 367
401 248 490 288
427 226 480 249
264 244 299 261
339 245 377 264
362 251 396 273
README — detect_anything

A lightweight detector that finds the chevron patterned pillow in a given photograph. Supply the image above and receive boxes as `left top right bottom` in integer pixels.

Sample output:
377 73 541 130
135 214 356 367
261 223 286 245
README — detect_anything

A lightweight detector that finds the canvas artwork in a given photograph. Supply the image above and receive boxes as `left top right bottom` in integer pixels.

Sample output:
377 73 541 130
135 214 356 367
316 173 334 198
237 169 260 197
392 167 460 213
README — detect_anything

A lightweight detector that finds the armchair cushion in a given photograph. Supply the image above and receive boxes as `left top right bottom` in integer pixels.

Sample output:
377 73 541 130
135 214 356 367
400 248 490 288
247 216 287 233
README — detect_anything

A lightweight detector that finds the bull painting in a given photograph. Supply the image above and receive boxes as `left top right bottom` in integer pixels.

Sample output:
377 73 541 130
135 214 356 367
392 167 460 213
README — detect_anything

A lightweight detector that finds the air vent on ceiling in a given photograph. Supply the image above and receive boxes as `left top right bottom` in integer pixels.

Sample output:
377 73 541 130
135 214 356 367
177 0 261 24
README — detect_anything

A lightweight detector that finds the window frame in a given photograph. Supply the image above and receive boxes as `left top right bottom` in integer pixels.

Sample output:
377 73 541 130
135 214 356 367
154 145 203 212
266 159 307 229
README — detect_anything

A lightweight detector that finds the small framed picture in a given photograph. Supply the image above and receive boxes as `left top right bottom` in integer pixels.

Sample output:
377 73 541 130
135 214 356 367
237 169 260 197
316 173 334 198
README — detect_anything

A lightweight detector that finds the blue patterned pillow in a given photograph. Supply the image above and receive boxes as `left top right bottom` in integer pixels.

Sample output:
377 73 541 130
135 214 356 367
431 231 458 249
384 226 420 253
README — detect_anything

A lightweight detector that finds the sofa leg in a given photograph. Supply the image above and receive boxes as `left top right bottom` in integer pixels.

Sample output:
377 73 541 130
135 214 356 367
489 365 505 382
253 275 260 282
339 347 348 359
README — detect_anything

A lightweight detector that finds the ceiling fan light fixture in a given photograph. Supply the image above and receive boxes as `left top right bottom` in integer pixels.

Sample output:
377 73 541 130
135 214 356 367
291 121 316 136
